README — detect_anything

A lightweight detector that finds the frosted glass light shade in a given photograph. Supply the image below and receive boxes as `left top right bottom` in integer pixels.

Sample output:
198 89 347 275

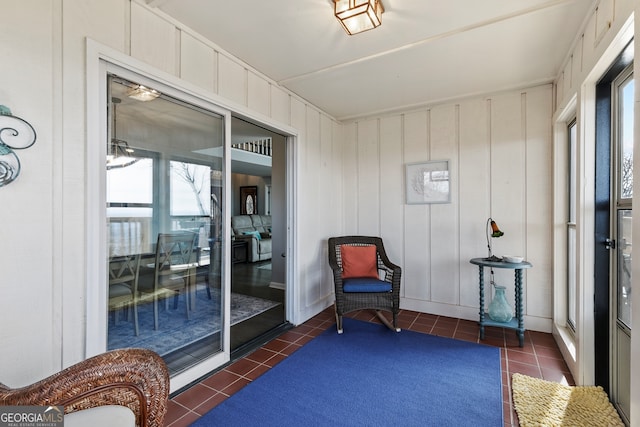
334 0 384 35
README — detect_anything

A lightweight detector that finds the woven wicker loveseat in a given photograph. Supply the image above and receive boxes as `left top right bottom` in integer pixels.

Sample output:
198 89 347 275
0 348 169 427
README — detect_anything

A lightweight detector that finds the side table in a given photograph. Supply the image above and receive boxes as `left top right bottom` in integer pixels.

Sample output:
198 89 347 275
232 240 248 264
469 257 532 347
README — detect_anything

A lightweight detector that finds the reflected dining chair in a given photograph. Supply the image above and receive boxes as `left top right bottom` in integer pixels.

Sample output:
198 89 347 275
138 231 197 331
327 236 401 334
108 253 141 336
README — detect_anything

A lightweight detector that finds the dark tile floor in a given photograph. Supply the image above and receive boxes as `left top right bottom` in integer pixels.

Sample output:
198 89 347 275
164 308 574 427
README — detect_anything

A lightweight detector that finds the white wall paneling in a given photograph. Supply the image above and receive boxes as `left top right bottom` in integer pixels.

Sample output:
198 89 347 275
402 111 431 301
429 105 459 305
489 92 527 310
301 107 324 308
270 85 291 126
0 0 58 385
218 54 247 107
247 71 270 117
458 99 490 308
341 123 359 232
344 86 553 328
378 116 404 265
130 1 177 75
356 118 380 235
179 31 216 93
524 86 553 320
319 115 336 300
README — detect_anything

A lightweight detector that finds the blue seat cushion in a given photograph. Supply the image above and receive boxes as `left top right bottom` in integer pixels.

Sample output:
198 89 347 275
342 277 392 293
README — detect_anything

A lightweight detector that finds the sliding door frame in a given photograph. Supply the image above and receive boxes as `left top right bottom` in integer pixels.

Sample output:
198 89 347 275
85 39 299 392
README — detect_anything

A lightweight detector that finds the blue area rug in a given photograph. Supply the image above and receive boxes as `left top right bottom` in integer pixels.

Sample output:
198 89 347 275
192 317 503 426
108 288 280 356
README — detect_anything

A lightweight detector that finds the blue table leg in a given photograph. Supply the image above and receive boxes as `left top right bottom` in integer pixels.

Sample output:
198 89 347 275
478 266 485 340
515 269 524 347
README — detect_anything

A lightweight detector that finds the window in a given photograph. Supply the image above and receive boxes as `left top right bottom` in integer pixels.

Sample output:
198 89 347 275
107 155 155 256
614 70 633 330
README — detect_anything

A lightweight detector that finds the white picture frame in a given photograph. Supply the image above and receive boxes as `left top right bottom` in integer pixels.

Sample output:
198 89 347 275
405 160 451 204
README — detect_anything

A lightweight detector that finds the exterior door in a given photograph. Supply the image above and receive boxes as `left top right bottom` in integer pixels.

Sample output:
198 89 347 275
610 65 633 424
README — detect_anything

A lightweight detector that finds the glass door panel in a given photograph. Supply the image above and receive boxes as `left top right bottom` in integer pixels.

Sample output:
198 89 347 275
106 75 225 376
611 66 632 424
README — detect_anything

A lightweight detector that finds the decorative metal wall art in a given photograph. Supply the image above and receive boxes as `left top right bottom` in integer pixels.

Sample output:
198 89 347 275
0 105 37 187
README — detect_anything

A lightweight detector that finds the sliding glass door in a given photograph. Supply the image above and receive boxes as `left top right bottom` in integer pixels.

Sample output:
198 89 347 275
105 74 226 376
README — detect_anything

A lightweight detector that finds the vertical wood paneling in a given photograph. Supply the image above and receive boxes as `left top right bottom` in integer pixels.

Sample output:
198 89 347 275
319 115 335 297
179 32 216 93
458 99 491 308
571 37 584 89
403 111 430 300
304 107 322 306
525 86 553 318
357 119 380 235
271 85 290 125
248 71 270 117
595 0 614 44
379 116 404 263
342 123 358 232
429 104 459 304
563 56 573 93
218 54 246 106
331 121 344 235
581 12 597 67
490 92 526 304
0 0 58 384
130 2 176 75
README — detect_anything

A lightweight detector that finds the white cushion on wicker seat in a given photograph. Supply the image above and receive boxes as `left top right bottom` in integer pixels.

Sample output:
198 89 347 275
65 405 135 427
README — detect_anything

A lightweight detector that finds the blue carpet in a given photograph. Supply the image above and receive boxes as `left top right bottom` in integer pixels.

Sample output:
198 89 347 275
192 317 503 426
108 289 280 356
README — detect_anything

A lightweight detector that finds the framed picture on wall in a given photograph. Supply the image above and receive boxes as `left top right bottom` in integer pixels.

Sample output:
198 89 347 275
405 160 450 204
240 186 258 214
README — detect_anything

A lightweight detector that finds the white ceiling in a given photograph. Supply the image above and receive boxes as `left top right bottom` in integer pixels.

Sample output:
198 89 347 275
148 0 594 121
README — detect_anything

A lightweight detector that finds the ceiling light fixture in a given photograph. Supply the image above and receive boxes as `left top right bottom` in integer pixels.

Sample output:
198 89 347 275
126 85 160 102
107 97 138 170
334 0 384 35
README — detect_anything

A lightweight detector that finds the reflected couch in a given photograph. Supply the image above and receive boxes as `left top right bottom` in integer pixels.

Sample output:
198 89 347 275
231 214 272 262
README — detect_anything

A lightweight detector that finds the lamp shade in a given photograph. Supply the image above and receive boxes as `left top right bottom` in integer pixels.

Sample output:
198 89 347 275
490 220 504 237
335 0 384 35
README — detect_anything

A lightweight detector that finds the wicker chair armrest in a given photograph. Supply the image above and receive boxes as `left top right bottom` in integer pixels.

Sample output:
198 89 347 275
0 349 169 427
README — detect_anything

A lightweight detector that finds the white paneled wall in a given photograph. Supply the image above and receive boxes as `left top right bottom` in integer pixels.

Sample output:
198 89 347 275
342 85 553 330
555 0 634 111
130 2 177 75
180 32 216 93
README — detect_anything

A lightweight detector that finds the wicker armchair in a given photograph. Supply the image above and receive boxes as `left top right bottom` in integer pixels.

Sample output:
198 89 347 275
0 348 169 427
328 236 401 333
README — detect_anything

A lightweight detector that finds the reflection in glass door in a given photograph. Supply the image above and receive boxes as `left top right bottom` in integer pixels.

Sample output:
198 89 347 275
105 75 225 376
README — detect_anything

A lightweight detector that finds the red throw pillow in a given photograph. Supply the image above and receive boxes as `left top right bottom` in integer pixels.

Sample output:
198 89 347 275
340 245 378 279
